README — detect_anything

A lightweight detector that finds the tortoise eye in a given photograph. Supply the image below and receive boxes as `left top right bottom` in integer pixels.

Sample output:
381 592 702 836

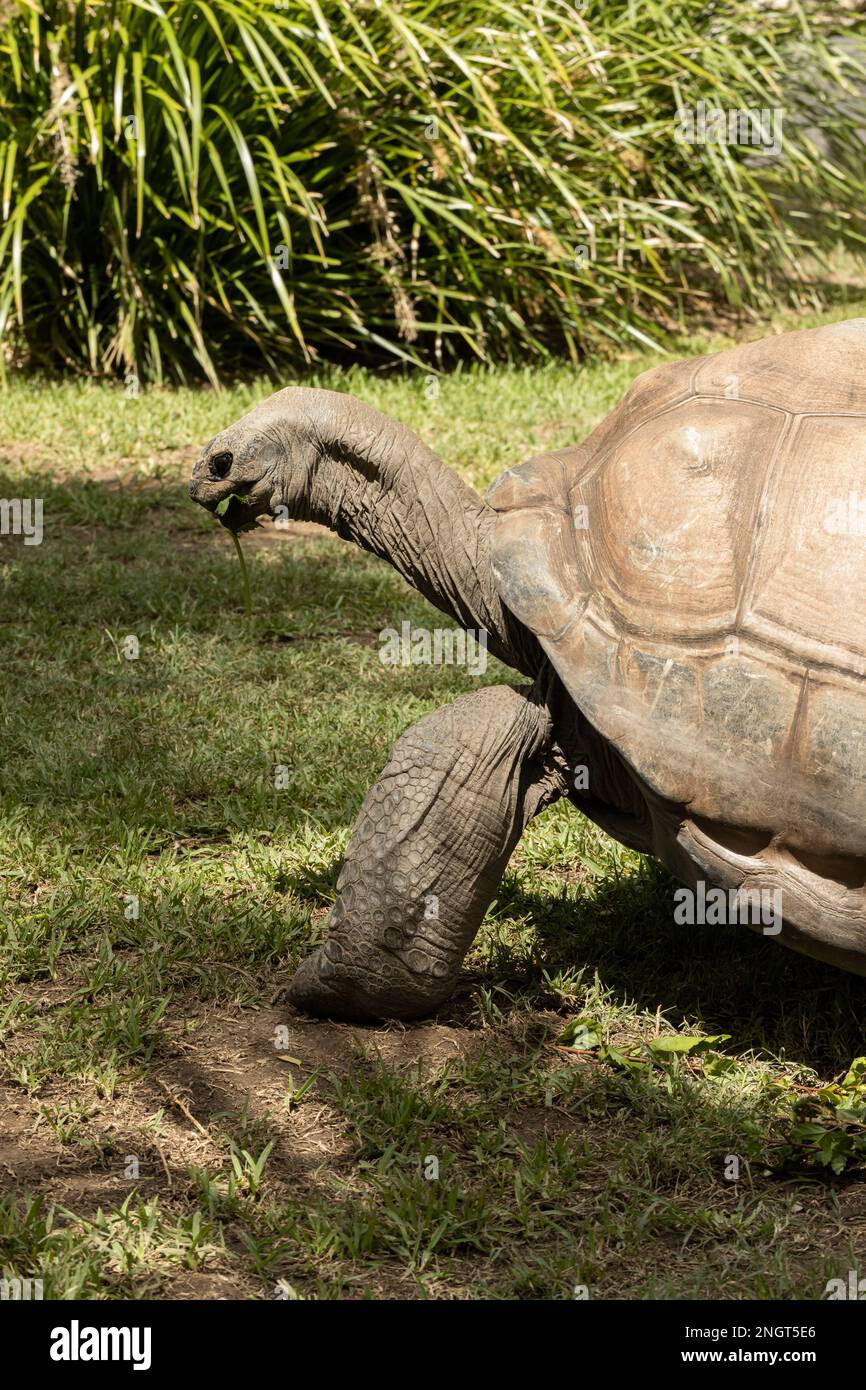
210 450 233 480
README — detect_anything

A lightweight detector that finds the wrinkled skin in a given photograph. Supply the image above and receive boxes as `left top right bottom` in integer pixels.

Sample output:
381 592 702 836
189 388 623 1019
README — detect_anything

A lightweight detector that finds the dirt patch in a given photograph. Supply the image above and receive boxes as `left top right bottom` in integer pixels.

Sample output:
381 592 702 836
0 444 193 483
252 519 331 544
0 1004 485 1214
170 1004 483 1098
165 515 332 553
78 450 193 483
0 441 52 471
162 1270 248 1300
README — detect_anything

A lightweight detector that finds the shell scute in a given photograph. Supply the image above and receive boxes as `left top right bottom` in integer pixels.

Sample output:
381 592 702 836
490 320 866 859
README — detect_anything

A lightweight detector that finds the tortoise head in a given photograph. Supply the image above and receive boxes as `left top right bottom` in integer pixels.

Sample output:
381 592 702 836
189 387 323 531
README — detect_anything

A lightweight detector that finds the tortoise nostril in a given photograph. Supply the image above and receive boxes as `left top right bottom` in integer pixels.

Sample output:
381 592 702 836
210 450 233 480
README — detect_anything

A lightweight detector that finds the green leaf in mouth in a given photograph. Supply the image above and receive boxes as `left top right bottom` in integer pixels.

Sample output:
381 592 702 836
215 492 259 533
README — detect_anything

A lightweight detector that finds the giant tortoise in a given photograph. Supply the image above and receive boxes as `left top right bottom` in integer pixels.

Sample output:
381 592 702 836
189 317 866 1019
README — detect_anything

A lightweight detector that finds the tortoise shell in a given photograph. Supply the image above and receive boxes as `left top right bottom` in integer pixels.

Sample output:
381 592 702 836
488 318 866 863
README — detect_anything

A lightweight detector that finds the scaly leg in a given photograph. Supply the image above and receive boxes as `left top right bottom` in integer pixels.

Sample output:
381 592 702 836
287 683 567 1020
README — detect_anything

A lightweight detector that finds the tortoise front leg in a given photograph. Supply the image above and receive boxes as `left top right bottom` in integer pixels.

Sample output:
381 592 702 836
287 683 567 1021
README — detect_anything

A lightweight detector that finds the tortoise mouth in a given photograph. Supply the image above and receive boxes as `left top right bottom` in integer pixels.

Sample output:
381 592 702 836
216 492 267 534
189 478 273 533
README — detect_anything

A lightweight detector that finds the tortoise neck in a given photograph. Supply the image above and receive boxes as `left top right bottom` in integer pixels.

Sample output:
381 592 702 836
296 398 542 677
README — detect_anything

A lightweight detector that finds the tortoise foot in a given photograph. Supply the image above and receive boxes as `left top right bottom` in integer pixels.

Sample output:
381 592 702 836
287 943 447 1022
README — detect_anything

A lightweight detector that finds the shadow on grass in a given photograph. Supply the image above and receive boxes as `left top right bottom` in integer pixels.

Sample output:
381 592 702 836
6 1011 849 1301
485 867 866 1075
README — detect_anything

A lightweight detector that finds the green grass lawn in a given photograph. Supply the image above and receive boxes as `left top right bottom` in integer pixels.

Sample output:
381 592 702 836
2 299 866 1299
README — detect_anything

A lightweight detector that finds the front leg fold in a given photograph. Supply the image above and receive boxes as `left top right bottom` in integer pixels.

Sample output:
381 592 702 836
287 683 567 1021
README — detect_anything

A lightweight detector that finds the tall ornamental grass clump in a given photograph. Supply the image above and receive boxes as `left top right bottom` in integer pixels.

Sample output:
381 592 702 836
0 0 865 382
